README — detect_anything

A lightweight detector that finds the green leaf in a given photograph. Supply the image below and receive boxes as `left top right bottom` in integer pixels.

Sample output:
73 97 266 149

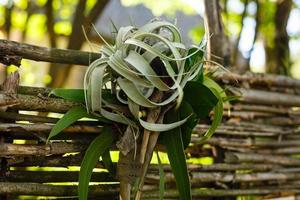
203 76 226 99
198 92 223 143
102 150 116 175
183 81 218 119
156 151 165 200
185 47 204 71
185 44 205 82
179 101 197 149
47 106 89 142
78 127 114 200
199 76 225 143
160 110 191 200
49 89 85 103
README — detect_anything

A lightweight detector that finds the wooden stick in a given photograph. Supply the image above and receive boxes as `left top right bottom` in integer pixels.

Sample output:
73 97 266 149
7 170 300 188
7 170 114 183
0 39 101 66
214 71 300 88
0 122 101 134
146 171 300 183
1 182 300 197
225 152 300 166
0 143 87 156
0 182 118 197
0 111 59 123
9 154 277 172
0 93 78 113
7 153 91 167
231 103 293 115
197 137 300 148
231 87 300 107
143 188 300 198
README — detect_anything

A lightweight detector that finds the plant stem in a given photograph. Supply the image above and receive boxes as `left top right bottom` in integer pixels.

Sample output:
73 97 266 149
140 91 163 164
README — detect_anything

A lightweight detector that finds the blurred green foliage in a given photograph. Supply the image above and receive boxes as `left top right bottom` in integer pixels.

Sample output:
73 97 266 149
259 1 276 48
0 0 300 82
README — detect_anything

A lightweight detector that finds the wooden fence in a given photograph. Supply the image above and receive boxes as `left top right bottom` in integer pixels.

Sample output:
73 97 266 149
1 40 300 199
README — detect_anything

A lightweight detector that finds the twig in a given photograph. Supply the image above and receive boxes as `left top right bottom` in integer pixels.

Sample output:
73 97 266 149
0 93 78 113
2 182 300 197
230 87 300 107
0 143 87 156
225 152 300 166
0 39 101 66
214 71 300 88
0 182 118 197
7 170 114 183
0 111 58 123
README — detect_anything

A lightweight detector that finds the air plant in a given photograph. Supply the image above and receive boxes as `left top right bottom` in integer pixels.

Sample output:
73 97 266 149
48 19 226 200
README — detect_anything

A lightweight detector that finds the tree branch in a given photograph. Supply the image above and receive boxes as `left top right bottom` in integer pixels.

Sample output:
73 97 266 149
204 0 231 66
273 0 293 75
45 0 57 48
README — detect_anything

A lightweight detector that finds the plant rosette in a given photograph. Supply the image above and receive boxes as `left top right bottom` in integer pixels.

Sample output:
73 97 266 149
48 19 226 200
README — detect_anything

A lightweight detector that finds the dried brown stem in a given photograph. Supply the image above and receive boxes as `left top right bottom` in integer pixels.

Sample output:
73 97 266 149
140 91 163 164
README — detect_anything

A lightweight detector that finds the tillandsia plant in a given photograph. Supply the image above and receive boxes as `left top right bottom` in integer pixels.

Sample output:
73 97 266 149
47 19 226 200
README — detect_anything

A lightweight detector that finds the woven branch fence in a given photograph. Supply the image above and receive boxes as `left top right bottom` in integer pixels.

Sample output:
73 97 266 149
1 40 300 199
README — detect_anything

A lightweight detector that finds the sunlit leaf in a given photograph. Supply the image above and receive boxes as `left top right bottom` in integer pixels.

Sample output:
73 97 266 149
50 89 85 103
199 76 225 143
47 106 88 142
203 76 226 99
